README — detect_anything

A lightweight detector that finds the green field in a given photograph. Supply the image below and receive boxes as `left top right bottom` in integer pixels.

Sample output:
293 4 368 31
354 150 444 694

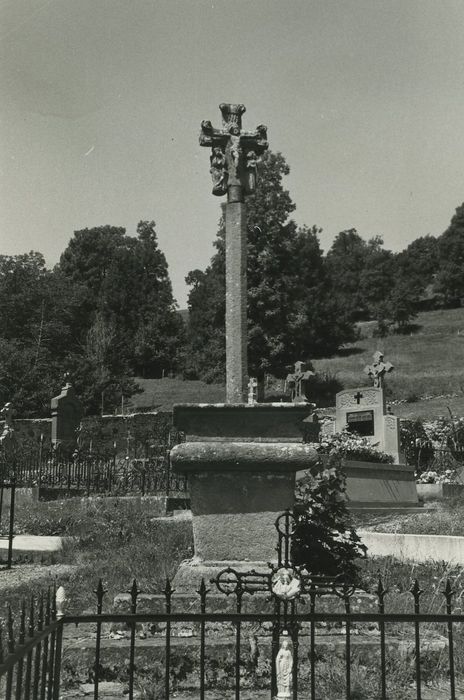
131 308 464 419
312 307 464 419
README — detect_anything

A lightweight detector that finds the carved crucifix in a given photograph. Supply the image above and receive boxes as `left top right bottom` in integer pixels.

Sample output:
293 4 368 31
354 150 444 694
285 360 315 404
200 104 268 403
363 351 394 388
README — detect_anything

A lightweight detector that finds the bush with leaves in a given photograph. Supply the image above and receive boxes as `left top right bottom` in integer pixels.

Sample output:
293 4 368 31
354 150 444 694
292 453 367 583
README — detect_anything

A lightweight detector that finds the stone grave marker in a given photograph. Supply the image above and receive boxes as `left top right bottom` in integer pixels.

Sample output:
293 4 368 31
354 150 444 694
328 352 403 463
51 375 83 448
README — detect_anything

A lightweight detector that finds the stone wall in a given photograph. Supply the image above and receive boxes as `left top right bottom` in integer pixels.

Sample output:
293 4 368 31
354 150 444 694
0 412 174 455
79 412 174 455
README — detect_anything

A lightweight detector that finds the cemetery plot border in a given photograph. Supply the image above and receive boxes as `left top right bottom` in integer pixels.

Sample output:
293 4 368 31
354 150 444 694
0 435 187 498
1 512 463 699
0 575 463 700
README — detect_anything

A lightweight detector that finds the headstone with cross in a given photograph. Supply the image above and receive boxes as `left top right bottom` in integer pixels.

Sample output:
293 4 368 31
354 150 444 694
363 351 394 388
200 104 268 403
285 360 314 404
333 351 403 463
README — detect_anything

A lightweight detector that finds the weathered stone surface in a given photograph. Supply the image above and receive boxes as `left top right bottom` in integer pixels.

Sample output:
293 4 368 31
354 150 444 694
171 441 318 473
173 403 315 441
225 201 247 403
341 459 419 506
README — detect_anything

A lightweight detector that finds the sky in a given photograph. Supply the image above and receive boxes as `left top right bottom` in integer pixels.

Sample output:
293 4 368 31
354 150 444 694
1 0 464 307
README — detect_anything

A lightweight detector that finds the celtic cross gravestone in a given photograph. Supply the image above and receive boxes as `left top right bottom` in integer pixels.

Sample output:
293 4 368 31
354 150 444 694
200 104 268 403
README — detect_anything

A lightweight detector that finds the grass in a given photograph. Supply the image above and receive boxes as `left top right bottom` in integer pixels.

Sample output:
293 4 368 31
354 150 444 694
3 497 193 615
4 497 464 698
131 308 464 420
354 498 464 537
312 308 464 412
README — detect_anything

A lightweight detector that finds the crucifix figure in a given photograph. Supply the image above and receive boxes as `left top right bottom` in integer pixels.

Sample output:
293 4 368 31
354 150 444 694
363 351 394 388
285 361 314 404
200 104 268 403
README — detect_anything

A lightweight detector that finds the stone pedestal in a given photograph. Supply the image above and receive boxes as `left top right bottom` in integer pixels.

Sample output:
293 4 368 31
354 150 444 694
170 404 318 590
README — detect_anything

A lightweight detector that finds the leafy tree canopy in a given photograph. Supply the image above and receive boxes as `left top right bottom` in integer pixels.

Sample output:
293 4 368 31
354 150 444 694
434 204 464 305
184 151 355 384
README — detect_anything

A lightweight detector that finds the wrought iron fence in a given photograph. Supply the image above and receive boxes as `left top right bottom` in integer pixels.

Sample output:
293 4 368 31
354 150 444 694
0 432 187 497
1 512 464 699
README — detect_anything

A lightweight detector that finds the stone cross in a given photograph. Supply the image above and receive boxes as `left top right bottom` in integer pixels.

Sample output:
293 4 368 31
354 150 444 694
285 361 314 403
200 104 268 403
363 351 394 388
247 377 258 405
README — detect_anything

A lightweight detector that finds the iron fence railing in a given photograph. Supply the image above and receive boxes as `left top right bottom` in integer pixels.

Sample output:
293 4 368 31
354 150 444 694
0 432 187 497
1 575 464 700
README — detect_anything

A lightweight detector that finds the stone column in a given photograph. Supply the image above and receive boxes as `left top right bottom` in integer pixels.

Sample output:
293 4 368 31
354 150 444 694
225 202 247 403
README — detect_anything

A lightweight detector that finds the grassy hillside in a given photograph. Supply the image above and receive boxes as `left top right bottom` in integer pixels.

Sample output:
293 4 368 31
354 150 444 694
130 308 464 419
131 377 225 411
312 307 464 419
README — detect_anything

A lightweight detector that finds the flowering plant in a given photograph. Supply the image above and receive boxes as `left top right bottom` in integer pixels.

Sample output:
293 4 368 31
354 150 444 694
318 428 394 464
401 416 464 482
416 469 457 484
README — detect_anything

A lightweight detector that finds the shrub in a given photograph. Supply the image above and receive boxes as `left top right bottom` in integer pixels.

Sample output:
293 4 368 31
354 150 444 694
293 453 367 582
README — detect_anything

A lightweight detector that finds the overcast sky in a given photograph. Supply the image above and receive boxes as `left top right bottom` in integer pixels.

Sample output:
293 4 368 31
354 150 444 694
1 0 464 307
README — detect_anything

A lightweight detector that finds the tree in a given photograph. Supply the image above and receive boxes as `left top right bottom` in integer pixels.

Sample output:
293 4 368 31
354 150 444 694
58 222 185 383
185 151 355 385
434 204 464 306
0 253 84 415
396 235 439 297
325 229 370 320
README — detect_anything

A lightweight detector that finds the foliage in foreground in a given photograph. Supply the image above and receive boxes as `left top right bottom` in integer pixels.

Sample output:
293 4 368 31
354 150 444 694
293 454 367 582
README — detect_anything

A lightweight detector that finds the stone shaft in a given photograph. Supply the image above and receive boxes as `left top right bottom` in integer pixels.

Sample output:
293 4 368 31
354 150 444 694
225 201 247 403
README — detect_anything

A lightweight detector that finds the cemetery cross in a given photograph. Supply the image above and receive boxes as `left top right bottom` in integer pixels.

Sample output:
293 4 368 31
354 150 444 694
200 104 268 402
363 350 394 389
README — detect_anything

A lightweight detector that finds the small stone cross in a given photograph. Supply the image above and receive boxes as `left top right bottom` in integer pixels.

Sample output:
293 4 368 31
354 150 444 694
363 351 394 388
286 361 314 404
354 391 363 404
247 377 258 405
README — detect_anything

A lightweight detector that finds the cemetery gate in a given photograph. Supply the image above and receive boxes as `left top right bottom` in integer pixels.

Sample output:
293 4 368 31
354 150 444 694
1 511 463 699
